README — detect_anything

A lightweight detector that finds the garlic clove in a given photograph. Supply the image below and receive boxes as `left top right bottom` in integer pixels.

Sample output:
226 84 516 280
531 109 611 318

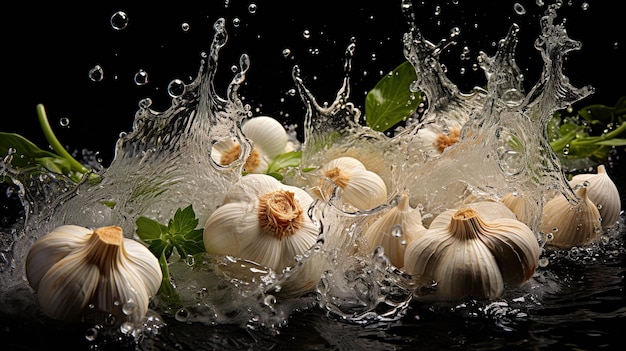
25 225 162 324
501 192 530 224
364 193 426 268
569 164 622 229
404 207 540 301
242 116 292 158
540 186 603 249
210 116 292 173
316 156 388 210
204 174 321 292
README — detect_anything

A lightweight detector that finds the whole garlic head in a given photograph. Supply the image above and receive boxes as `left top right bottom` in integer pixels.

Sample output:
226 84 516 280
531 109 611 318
569 164 621 229
404 207 541 301
203 173 322 294
25 225 162 324
540 186 602 249
314 156 388 210
211 116 294 173
363 193 426 268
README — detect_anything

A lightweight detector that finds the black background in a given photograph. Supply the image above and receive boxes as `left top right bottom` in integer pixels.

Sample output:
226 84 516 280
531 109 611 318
3 1 624 166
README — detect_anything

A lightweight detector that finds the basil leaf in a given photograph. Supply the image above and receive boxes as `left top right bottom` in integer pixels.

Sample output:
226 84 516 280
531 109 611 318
365 61 422 132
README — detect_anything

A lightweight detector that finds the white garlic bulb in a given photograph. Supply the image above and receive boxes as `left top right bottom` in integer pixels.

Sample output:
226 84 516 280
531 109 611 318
363 193 426 268
25 225 162 323
211 116 294 173
569 164 621 229
415 119 463 158
315 156 388 210
404 207 541 301
428 200 517 229
203 173 321 295
540 186 602 249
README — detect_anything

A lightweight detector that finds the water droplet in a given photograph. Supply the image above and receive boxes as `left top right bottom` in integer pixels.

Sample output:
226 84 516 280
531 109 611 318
263 294 276 307
88 65 104 82
449 27 461 38
282 48 291 57
175 308 190 322
538 257 549 267
232 17 241 27
122 300 137 315
110 11 129 31
133 69 149 85
248 3 257 14
85 327 98 341
434 5 442 16
119 321 134 334
59 117 70 127
513 3 526 15
303 29 311 39
536 0 545 6
581 2 589 11
167 79 186 97
391 224 403 237
181 22 190 32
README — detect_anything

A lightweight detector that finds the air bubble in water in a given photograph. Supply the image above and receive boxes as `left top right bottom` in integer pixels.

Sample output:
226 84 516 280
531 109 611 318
110 11 129 31
282 48 291 57
232 17 241 27
59 117 70 127
581 2 589 11
85 327 98 341
167 79 186 98
134 69 149 86
514 3 526 15
88 65 104 82
181 22 190 32
303 29 311 39
248 3 257 14
175 308 190 322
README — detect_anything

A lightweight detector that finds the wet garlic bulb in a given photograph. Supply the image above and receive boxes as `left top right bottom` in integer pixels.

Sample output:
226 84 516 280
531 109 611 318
540 186 602 249
428 200 517 229
569 164 621 229
315 156 388 210
415 119 463 158
204 173 321 293
363 193 426 268
211 116 294 173
404 207 541 301
25 225 162 323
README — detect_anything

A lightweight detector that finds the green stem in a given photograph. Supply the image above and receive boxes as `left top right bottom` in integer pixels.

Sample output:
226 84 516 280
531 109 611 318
36 104 90 174
549 127 579 152
570 121 626 146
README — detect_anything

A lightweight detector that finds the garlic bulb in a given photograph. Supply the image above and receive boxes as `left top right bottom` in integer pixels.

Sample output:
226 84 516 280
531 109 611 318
569 164 621 229
501 192 531 224
211 116 294 173
363 193 426 268
404 207 541 301
540 186 602 249
415 119 463 158
428 200 517 229
315 156 388 210
25 225 162 324
203 173 321 294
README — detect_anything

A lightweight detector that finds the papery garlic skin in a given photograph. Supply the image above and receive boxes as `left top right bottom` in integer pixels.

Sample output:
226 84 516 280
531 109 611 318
25 225 162 324
540 187 602 249
315 156 388 210
364 193 426 268
210 116 294 173
428 200 517 230
204 174 320 293
569 164 621 229
415 120 463 158
404 207 540 301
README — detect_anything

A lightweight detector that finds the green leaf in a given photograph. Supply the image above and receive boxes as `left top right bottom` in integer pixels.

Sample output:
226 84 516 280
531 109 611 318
168 205 199 236
266 150 302 175
0 132 63 168
136 205 205 260
365 61 422 132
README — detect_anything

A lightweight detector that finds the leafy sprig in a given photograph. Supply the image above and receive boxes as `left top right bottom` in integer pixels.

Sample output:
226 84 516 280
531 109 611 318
0 104 100 184
135 205 205 311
